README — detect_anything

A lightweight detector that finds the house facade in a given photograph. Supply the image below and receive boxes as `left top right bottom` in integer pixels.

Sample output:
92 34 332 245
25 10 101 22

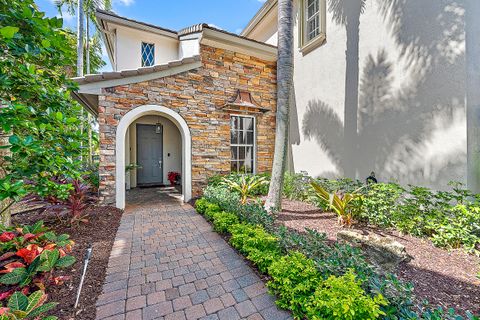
74 10 277 208
243 0 474 191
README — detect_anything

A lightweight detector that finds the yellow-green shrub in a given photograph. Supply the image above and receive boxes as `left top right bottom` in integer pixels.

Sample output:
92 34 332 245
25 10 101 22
306 270 387 320
212 212 239 234
229 223 281 273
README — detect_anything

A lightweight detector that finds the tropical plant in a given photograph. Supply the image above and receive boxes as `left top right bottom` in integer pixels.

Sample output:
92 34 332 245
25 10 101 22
221 175 269 204
311 181 364 226
25 179 97 224
0 290 58 319
0 0 88 225
0 221 75 299
264 0 294 213
125 163 141 172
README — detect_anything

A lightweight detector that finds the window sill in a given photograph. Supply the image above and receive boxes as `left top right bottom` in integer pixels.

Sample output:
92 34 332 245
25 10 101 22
300 33 326 55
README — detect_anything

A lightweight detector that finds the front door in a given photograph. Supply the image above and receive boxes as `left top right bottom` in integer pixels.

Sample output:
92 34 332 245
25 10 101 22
137 124 163 186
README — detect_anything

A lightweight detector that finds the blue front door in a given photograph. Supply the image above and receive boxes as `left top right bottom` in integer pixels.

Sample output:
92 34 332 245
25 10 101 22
137 124 163 185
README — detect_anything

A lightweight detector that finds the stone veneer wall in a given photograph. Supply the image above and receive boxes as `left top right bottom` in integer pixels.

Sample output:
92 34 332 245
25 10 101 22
98 45 277 205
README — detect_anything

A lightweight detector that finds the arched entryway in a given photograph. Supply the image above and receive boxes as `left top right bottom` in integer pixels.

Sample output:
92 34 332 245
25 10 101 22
115 105 192 209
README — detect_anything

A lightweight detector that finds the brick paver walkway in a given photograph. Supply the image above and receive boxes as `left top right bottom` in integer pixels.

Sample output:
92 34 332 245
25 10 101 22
95 187 292 320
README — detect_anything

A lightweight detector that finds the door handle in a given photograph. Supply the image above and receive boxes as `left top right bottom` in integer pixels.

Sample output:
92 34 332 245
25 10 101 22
158 160 162 167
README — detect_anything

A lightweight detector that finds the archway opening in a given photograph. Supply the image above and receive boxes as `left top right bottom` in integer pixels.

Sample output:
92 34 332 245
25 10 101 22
115 105 192 209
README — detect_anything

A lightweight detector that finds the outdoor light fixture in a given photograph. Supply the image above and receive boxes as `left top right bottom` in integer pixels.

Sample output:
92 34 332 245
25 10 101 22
155 117 162 134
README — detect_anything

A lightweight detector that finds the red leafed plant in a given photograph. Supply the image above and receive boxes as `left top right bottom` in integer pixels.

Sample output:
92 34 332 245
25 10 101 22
168 172 181 186
26 179 97 224
0 221 75 302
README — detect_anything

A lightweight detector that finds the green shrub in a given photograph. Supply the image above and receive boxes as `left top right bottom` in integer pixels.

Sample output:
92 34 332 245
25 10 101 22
229 223 280 273
283 172 313 201
204 203 222 221
430 204 480 252
306 270 387 320
204 185 275 230
267 252 320 319
361 183 404 227
194 198 210 215
212 212 239 234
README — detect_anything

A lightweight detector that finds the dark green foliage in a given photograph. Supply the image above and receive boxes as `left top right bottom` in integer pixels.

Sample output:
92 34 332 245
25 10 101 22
0 0 88 211
204 185 274 230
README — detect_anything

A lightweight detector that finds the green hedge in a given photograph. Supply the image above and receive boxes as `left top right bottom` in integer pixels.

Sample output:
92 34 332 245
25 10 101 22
196 185 478 320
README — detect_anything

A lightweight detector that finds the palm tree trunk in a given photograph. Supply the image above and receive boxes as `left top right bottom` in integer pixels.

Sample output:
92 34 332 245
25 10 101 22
343 15 360 179
466 0 480 193
264 0 294 213
77 0 84 77
0 132 11 226
86 15 90 75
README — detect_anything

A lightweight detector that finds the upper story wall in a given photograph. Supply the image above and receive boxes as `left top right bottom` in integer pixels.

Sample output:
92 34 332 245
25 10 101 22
246 0 468 190
114 25 179 71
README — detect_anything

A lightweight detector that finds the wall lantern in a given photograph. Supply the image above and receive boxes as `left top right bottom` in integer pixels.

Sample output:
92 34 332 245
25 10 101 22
155 117 163 134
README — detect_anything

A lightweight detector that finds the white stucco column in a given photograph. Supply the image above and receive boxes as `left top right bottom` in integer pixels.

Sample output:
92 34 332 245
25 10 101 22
115 105 192 209
466 0 480 193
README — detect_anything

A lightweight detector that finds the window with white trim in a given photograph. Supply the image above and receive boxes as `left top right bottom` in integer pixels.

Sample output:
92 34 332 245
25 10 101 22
300 0 326 52
230 115 255 174
141 42 155 67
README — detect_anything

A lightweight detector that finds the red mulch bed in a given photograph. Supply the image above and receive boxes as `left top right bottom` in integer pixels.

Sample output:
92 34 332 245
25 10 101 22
276 199 480 315
12 205 123 320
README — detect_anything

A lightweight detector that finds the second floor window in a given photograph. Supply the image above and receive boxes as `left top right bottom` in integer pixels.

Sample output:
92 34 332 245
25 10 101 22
300 0 326 53
141 42 155 67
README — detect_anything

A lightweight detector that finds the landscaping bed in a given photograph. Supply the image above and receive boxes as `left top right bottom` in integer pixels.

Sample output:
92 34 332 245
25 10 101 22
276 198 480 314
11 205 123 320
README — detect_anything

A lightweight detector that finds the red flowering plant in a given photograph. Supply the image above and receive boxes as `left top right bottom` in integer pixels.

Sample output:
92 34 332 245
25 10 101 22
0 220 75 302
167 172 181 186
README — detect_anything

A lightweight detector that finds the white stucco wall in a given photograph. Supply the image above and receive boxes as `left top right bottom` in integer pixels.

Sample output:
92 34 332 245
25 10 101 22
248 0 467 189
127 115 182 187
115 25 179 71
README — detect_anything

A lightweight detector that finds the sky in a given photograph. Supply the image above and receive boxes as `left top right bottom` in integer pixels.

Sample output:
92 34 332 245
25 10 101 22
35 0 267 71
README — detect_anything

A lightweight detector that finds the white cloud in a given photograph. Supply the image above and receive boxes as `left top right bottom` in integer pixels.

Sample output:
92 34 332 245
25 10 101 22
113 0 135 6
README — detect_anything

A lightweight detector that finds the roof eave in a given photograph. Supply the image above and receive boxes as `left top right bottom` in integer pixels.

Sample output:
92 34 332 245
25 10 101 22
241 0 278 37
96 9 178 39
201 28 277 62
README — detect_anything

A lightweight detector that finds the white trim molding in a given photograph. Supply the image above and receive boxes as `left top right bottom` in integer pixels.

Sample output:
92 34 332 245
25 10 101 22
115 105 192 209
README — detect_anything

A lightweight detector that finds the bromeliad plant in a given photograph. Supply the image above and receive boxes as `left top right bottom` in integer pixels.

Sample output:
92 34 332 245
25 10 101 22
221 175 269 204
0 221 75 301
310 181 364 227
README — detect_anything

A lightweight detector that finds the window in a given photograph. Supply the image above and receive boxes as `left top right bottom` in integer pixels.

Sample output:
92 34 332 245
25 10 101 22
230 115 255 174
141 42 155 67
300 0 326 53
